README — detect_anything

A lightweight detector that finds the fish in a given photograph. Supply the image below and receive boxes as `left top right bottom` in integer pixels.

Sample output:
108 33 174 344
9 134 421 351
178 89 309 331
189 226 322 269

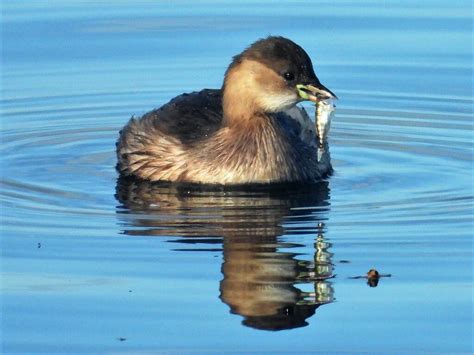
315 99 335 162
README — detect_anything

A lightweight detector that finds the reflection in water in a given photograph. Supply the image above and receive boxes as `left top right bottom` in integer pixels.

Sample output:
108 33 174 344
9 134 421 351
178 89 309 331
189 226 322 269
221 224 334 331
116 177 335 331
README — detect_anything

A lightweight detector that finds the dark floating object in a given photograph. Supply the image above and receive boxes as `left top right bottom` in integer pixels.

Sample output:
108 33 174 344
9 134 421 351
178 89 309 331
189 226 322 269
117 337 127 342
367 269 379 279
349 268 391 287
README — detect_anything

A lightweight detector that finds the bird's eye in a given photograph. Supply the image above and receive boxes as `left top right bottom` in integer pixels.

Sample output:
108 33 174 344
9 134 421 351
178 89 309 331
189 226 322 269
284 72 295 81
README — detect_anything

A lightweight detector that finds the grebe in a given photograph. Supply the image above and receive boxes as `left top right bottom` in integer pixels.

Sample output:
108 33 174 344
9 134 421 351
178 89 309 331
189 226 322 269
116 36 336 184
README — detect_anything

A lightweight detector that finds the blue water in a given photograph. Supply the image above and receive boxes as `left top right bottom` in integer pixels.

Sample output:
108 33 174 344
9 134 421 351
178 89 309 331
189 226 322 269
1 1 473 352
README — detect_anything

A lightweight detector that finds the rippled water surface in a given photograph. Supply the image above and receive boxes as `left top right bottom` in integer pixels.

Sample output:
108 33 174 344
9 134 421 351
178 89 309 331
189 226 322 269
2 1 473 352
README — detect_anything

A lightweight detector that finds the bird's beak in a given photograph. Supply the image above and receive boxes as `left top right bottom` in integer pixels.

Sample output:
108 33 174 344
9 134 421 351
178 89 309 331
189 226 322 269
297 83 337 103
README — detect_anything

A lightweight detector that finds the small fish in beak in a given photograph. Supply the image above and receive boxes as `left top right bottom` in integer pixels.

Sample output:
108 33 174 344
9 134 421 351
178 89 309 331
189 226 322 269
296 82 337 161
315 98 336 162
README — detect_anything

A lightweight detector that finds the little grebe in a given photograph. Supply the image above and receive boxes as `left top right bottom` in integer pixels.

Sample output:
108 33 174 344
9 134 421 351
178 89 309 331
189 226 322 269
116 36 336 184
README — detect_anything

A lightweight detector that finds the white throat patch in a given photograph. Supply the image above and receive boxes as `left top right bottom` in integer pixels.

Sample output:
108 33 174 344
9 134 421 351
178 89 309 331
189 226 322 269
258 92 299 113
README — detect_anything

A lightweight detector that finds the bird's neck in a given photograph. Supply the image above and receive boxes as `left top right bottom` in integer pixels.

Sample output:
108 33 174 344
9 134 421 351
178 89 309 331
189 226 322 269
222 91 262 126
221 61 267 126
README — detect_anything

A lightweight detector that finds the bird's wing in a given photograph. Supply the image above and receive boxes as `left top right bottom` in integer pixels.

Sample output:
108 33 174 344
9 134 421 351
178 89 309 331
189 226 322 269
141 89 224 146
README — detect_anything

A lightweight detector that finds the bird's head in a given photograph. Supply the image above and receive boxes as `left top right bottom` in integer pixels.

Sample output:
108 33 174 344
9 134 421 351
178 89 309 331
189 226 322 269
223 36 336 120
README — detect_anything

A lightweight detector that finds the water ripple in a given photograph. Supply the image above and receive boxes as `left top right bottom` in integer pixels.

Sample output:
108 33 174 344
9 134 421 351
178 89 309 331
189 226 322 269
1 89 472 237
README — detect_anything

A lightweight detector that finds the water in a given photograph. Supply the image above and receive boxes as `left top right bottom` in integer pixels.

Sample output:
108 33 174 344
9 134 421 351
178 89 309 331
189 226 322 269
1 1 473 352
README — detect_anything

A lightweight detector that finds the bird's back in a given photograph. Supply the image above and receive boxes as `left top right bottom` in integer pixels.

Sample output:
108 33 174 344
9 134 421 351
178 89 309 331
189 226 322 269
141 89 224 146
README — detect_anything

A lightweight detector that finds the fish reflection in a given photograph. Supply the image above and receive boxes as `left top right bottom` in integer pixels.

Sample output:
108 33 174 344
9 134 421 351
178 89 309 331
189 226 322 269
116 177 335 331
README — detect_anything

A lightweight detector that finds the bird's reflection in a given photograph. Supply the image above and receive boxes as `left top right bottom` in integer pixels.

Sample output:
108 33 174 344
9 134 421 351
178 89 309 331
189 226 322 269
116 177 335 331
220 224 334 331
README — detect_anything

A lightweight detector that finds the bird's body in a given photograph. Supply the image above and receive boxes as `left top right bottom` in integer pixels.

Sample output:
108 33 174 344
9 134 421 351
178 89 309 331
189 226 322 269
116 36 336 185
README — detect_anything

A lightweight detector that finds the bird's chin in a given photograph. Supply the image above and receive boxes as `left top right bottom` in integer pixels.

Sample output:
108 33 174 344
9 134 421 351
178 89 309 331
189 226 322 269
258 93 299 113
